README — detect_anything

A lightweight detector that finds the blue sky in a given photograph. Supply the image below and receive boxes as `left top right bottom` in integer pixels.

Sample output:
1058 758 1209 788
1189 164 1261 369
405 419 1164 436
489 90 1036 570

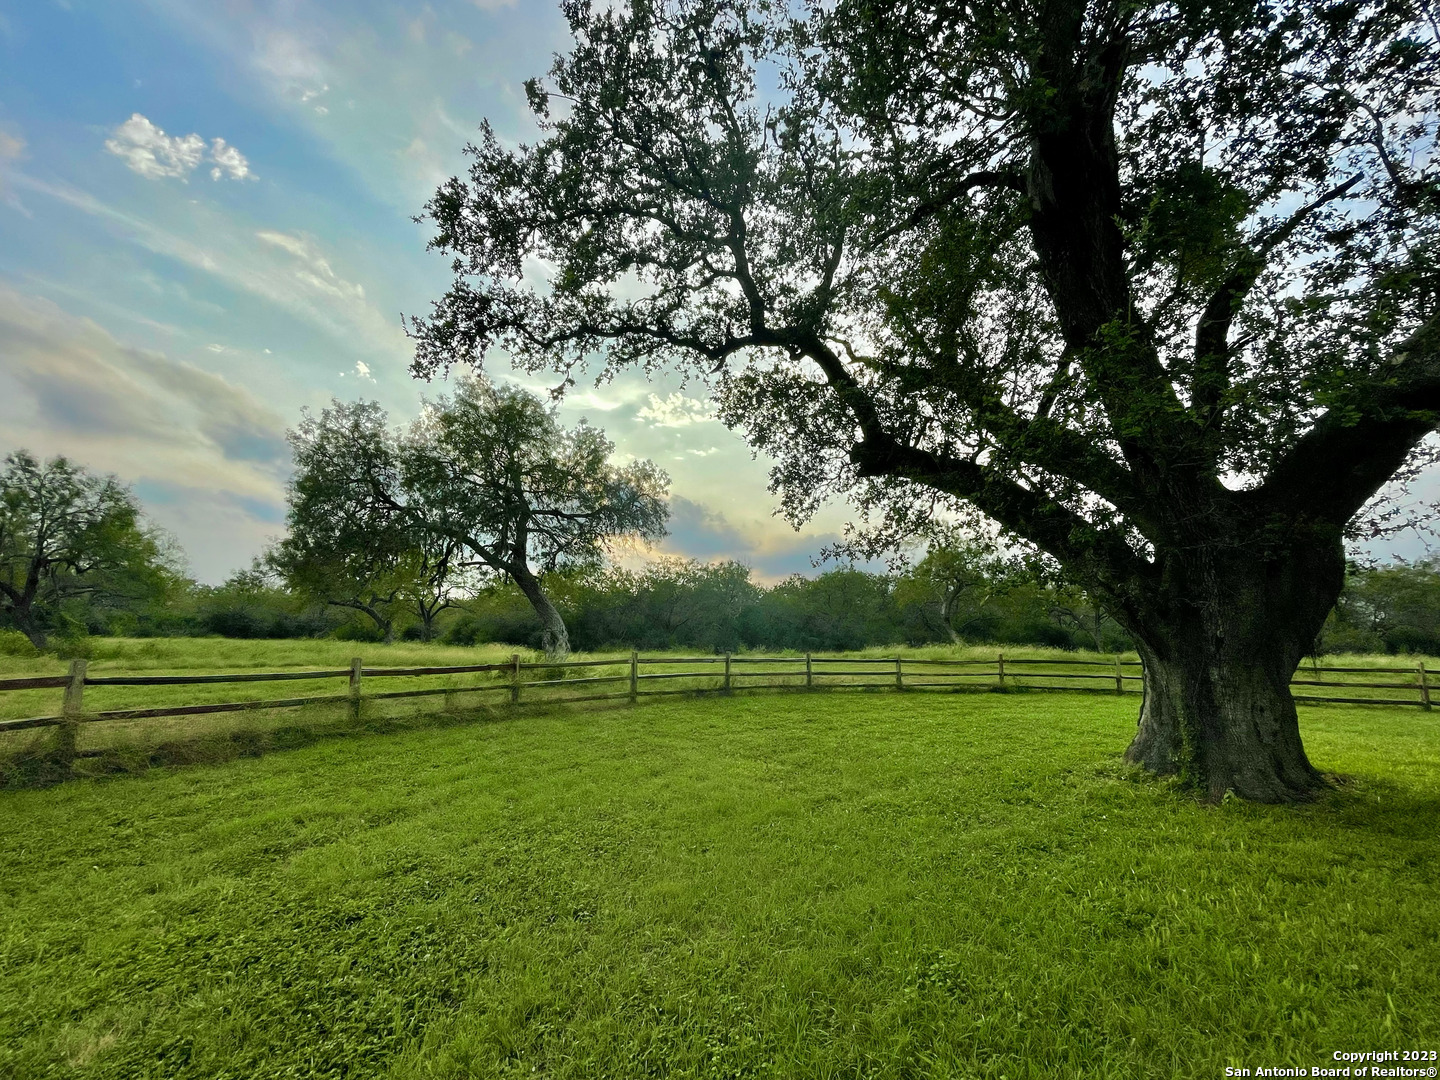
1 0 1432 585
0 0 866 583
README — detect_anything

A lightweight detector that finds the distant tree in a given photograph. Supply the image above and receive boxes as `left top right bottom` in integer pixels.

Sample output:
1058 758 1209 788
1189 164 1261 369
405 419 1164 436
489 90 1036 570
412 0 1440 801
289 378 669 658
268 458 467 645
0 451 179 649
743 567 900 652
895 534 1026 642
1045 583 1127 654
191 562 340 640
396 546 475 641
1327 559 1440 655
600 559 757 650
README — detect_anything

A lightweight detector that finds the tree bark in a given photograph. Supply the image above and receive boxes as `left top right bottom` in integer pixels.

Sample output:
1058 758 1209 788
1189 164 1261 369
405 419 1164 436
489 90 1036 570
510 563 571 661
9 603 48 651
1119 534 1342 803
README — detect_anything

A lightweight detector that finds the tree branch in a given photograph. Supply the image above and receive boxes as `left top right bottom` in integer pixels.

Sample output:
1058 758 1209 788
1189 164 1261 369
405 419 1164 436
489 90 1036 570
1193 174 1364 425
1251 315 1440 525
866 167 1025 250
848 434 1152 587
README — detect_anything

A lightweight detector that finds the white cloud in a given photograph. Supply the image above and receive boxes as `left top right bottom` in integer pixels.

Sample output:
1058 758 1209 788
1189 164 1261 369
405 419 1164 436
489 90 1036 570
105 114 253 182
354 360 373 381
105 114 205 180
637 392 715 427
469 0 517 9
208 137 251 181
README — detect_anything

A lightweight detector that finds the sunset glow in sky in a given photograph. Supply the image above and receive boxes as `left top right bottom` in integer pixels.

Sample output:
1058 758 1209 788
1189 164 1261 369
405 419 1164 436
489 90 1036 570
0 0 873 583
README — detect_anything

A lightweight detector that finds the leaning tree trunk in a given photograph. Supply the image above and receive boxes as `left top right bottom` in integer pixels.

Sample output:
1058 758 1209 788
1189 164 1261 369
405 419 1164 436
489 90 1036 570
1120 535 1343 803
510 564 571 661
5 598 48 651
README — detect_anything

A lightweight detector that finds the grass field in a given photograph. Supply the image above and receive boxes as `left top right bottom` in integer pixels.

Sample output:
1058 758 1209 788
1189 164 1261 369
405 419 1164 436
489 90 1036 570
2 680 1438 1078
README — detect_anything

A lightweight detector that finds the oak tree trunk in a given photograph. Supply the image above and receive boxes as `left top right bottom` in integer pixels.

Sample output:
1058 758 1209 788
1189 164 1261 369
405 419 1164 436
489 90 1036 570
9 604 48 651
510 564 571 661
1119 536 1342 803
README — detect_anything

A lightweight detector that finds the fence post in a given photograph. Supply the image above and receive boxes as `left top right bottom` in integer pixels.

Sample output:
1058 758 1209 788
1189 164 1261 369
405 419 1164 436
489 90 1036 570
630 650 639 703
349 656 363 720
511 654 521 705
1115 655 1125 695
723 653 732 694
1420 662 1431 711
997 652 1005 689
805 652 813 690
895 656 903 691
58 658 86 763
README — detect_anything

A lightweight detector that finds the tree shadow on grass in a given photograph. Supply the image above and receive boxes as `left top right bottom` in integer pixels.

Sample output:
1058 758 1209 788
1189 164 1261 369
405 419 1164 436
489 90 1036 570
1317 776 1440 841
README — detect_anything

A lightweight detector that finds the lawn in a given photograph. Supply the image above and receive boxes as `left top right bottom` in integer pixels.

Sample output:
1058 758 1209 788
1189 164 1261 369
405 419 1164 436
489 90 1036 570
2 688 1437 1078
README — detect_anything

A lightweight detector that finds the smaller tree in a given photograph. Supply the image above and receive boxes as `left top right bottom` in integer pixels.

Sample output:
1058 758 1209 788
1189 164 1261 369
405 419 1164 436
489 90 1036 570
288 377 669 658
395 544 474 641
1327 559 1440 656
0 451 179 649
895 534 1026 643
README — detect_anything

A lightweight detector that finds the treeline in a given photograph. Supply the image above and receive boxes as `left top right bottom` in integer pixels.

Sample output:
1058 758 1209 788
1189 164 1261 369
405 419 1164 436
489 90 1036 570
20 557 1125 653
5 449 1438 658
14 551 1440 659
445 560 1128 653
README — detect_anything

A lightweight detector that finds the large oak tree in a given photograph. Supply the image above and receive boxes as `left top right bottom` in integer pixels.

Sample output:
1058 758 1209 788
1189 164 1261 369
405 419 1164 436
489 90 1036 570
410 0 1439 800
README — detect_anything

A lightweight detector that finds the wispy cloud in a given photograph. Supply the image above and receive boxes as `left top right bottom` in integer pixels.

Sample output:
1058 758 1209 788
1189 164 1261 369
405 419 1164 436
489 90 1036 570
649 496 854 581
134 0 564 212
0 122 29 214
0 126 24 165
256 230 365 302
105 114 253 182
0 285 290 579
14 174 406 360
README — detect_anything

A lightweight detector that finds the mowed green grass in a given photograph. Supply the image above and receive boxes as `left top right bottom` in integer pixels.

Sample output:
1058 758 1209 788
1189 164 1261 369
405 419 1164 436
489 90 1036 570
2 691 1437 1078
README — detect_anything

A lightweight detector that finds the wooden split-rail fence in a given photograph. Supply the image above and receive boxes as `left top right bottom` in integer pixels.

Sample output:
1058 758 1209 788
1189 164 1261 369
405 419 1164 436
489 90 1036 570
0 653 1433 739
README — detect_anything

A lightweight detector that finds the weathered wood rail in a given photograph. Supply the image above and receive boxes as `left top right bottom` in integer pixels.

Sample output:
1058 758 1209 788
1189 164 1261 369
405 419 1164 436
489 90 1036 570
0 652 1432 736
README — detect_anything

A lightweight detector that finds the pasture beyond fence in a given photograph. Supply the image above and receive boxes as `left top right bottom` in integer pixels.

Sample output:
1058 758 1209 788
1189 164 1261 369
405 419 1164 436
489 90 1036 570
0 651 1434 741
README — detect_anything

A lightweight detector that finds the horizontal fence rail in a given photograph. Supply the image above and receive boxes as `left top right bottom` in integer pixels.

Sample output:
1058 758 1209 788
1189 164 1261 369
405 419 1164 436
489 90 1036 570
0 652 1433 737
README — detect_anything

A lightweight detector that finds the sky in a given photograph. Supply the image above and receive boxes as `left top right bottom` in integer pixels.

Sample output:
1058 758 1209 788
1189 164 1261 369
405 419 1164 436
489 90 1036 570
0 1 1432 587
0 0 876 585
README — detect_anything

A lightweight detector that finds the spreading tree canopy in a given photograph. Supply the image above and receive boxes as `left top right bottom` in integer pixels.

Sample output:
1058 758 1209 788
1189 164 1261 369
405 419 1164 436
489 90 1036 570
270 452 466 645
410 0 1439 801
0 451 179 648
288 378 669 657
